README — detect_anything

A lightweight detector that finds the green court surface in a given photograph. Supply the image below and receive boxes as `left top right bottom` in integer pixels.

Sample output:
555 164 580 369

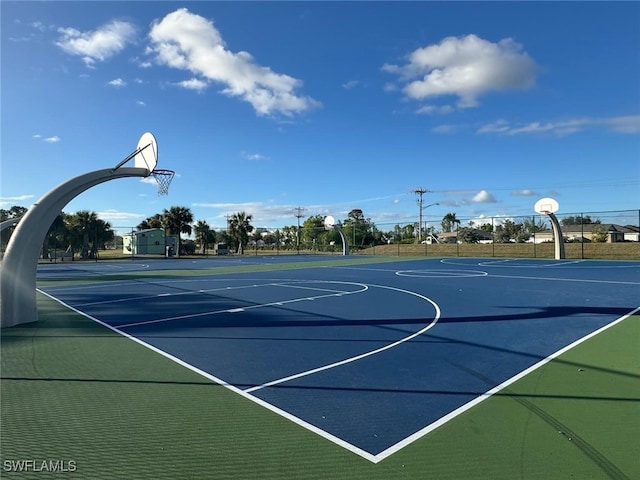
1 261 639 479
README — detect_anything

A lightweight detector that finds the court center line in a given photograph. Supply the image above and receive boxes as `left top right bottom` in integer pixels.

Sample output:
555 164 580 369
243 284 440 394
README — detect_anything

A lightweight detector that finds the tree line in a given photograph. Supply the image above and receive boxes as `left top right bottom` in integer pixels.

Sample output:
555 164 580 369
1 206 114 259
1 205 606 258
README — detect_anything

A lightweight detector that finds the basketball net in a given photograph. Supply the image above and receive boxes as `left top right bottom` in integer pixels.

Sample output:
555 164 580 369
150 169 175 196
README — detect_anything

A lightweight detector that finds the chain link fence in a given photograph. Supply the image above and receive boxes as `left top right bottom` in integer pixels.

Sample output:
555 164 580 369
262 209 639 260
363 209 640 260
4 209 636 262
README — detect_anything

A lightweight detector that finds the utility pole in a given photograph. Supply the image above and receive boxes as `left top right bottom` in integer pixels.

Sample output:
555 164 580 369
293 206 305 254
224 214 231 251
413 188 428 242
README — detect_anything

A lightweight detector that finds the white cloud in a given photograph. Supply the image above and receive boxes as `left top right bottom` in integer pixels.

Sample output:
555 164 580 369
470 190 497 203
342 80 360 90
96 210 145 222
431 124 459 134
416 104 454 115
136 100 146 106
241 151 269 161
30 21 48 33
601 116 640 134
108 78 126 87
478 115 640 136
147 8 321 117
193 201 299 226
383 34 537 109
176 78 208 92
0 195 35 207
511 189 537 197
34 135 60 143
56 20 137 67
476 119 511 134
193 193 409 227
467 214 493 227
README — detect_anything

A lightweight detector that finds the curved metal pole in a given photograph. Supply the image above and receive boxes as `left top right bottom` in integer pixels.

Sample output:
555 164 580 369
0 217 22 233
547 213 566 260
333 225 350 256
1 167 148 328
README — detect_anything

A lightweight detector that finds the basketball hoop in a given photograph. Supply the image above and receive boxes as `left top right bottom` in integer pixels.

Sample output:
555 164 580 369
150 169 175 196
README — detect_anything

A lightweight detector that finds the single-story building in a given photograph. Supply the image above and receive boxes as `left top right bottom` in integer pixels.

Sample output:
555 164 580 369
122 228 177 255
530 224 638 243
562 224 629 243
435 229 494 244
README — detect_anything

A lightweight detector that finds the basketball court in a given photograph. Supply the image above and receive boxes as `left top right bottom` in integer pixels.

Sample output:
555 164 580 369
34 255 640 462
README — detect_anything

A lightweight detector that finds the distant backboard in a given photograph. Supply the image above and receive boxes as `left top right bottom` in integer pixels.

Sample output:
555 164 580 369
134 132 158 172
324 215 335 230
534 197 559 215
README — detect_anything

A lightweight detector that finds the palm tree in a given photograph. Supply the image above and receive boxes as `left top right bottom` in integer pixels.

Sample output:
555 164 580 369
228 212 254 254
137 214 164 230
68 211 98 259
162 206 194 256
92 218 114 256
194 220 214 254
441 212 460 233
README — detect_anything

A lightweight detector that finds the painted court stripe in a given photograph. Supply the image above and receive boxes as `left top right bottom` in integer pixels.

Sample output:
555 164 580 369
489 273 640 286
373 305 640 462
115 283 369 329
243 284 441 394
35 285 639 464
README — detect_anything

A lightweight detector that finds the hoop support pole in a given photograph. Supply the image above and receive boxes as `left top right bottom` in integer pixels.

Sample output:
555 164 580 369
111 142 151 173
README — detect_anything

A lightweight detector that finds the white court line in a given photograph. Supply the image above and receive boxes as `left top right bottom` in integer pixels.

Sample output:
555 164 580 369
478 259 514 266
115 282 368 329
440 258 640 269
244 284 440 394
272 283 353 294
34 287 382 463
544 260 584 267
36 287 639 464
71 281 343 307
373 305 640 462
488 273 640 286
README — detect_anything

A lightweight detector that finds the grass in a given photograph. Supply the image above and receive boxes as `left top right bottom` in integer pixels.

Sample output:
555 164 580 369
2 258 638 479
38 240 640 264
363 242 640 260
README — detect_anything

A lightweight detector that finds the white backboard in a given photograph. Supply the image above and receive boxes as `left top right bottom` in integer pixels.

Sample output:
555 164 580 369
134 132 158 172
324 215 335 230
534 197 559 214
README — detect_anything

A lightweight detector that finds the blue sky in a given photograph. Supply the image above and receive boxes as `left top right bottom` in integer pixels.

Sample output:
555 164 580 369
2 1 639 233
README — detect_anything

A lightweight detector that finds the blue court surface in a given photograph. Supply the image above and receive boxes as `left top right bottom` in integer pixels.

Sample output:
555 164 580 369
37 256 640 462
